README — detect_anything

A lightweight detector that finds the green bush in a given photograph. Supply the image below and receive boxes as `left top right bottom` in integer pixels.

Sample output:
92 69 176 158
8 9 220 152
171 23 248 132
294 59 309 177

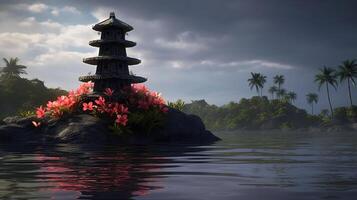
0 76 67 119
167 99 185 111
18 110 36 118
127 108 166 134
182 97 317 131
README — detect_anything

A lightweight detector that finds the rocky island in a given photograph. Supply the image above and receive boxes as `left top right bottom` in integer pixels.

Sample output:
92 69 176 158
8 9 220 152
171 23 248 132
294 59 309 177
0 12 219 145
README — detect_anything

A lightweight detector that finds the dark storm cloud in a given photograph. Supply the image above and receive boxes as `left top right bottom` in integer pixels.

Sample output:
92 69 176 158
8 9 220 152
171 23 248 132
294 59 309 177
66 0 357 70
66 0 357 110
1 0 357 110
2 0 357 70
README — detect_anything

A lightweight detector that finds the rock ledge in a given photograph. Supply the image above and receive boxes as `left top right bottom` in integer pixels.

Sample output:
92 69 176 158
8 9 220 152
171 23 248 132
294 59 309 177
0 108 220 145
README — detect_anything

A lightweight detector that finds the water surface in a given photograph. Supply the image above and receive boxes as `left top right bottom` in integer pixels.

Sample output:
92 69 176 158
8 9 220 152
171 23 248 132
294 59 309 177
1 131 357 199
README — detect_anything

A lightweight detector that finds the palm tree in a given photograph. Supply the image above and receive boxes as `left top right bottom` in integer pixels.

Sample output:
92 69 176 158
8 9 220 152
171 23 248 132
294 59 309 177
273 75 285 90
248 72 262 96
337 59 357 107
315 66 338 118
306 93 318 114
286 91 297 104
268 86 278 99
276 88 286 100
1 57 27 78
258 74 267 96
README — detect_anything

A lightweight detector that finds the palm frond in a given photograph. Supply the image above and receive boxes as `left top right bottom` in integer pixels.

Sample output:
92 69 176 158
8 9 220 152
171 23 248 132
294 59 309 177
2 58 9 66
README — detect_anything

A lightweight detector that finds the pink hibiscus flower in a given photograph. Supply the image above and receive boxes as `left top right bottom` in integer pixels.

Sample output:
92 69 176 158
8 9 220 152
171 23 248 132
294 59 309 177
115 114 128 126
36 106 46 119
82 102 94 111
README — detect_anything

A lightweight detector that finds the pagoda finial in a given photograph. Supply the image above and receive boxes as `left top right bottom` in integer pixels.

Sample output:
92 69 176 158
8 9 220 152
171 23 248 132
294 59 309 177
110 12 115 18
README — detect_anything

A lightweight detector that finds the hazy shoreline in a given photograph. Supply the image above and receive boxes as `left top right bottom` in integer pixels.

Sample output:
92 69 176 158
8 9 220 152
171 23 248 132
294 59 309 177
213 124 357 135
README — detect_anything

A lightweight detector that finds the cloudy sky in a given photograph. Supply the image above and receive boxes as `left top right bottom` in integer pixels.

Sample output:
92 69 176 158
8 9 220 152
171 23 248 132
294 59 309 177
0 0 357 112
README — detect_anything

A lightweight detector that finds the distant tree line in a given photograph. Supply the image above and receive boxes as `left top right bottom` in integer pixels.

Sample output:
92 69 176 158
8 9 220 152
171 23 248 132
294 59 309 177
168 59 357 130
169 98 320 131
248 73 297 104
0 57 67 119
247 59 357 119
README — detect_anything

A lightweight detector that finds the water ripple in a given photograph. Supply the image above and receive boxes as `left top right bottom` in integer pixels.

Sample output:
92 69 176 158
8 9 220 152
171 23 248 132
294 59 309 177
1 132 357 199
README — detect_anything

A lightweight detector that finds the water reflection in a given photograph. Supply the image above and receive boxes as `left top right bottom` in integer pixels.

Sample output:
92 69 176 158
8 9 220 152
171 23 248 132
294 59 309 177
0 144 208 199
1 132 357 199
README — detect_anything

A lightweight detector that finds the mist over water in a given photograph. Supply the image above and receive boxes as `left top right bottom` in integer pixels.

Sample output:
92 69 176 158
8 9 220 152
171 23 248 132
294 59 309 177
1 131 357 200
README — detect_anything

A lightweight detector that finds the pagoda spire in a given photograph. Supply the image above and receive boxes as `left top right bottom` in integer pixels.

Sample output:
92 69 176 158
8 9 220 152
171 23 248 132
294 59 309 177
79 12 146 97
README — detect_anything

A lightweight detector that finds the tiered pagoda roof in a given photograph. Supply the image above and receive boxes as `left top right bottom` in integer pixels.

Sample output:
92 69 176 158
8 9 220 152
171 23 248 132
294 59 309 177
92 13 133 32
79 12 146 94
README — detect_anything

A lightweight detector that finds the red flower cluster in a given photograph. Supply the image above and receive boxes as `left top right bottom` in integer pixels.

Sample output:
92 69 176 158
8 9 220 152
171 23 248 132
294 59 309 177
129 84 168 113
36 82 94 119
33 83 168 129
82 90 129 127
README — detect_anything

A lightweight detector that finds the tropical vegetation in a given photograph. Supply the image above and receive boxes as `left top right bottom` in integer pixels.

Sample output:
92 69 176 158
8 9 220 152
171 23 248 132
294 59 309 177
245 58 357 121
273 75 284 91
177 97 319 131
0 58 66 119
33 82 169 134
285 91 297 104
337 60 357 107
247 72 266 96
167 99 185 111
315 66 338 118
268 86 278 99
0 57 27 78
0 57 169 135
306 93 318 114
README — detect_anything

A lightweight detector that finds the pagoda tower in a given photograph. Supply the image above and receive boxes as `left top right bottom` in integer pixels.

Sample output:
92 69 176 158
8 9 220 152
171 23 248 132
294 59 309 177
79 12 146 96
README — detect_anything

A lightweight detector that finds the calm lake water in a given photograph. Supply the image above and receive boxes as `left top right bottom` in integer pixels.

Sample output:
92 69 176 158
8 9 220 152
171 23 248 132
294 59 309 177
1 131 357 200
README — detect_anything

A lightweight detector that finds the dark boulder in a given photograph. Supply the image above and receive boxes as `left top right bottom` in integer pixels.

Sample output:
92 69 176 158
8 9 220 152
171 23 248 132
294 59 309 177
0 109 220 145
0 124 39 143
3 116 37 128
153 109 219 142
44 114 110 144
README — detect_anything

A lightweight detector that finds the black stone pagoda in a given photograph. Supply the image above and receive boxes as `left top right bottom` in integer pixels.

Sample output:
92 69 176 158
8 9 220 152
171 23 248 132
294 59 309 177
79 12 146 96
